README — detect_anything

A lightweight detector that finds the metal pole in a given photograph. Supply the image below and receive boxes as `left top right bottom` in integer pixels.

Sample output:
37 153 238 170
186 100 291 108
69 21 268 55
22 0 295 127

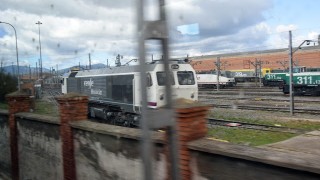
216 57 220 91
289 31 294 115
0 21 20 91
11 62 14 76
259 59 262 88
36 21 42 79
29 65 31 81
255 58 258 86
137 1 153 179
159 1 180 179
89 53 91 69
36 62 38 79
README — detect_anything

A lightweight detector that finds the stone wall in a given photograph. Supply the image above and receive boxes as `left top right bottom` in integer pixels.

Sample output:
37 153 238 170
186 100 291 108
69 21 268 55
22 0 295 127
16 113 62 180
72 121 166 180
0 110 11 179
189 139 320 180
2 93 320 180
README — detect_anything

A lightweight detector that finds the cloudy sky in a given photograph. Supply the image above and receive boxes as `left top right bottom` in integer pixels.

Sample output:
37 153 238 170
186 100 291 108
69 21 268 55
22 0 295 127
0 0 319 70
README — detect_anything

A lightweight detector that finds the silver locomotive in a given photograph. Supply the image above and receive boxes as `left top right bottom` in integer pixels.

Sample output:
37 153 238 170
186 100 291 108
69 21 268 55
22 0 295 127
61 61 198 126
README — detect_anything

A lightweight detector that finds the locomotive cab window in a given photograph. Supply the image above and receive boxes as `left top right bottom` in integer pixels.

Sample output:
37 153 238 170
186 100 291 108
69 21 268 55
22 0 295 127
147 73 153 87
177 71 195 85
156 72 175 86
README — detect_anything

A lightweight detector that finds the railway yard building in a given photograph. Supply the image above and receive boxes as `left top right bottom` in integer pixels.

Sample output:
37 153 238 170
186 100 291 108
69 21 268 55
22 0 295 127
190 44 320 72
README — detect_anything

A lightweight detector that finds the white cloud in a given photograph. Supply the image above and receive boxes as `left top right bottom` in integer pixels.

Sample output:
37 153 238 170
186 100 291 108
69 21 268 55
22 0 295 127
0 0 281 69
307 31 319 41
275 24 297 33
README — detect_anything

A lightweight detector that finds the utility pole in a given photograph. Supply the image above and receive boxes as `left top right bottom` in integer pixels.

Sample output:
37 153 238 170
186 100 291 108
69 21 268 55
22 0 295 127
137 0 180 179
214 57 221 91
115 54 122 67
106 59 109 67
277 60 288 70
36 62 38 79
258 60 263 87
38 59 41 78
288 31 294 115
293 58 299 66
29 65 31 81
0 21 20 91
11 62 14 76
36 21 43 79
0 60 3 72
89 53 92 69
249 58 263 87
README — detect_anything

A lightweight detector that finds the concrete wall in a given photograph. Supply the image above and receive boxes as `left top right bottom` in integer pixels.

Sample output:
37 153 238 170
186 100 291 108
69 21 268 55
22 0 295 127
72 121 166 180
1 110 167 180
0 110 11 179
2 104 320 179
189 139 320 180
16 113 63 180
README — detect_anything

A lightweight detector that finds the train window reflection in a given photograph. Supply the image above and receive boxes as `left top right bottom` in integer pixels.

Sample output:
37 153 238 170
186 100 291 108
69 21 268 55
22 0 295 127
156 72 175 86
177 71 195 85
147 73 153 87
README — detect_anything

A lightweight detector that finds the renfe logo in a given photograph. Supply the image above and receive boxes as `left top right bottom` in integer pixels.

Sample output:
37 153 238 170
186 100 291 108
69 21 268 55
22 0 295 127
83 78 94 89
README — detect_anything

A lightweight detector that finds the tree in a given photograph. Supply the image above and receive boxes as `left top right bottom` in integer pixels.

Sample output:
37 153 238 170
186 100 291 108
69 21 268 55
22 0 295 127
0 70 18 102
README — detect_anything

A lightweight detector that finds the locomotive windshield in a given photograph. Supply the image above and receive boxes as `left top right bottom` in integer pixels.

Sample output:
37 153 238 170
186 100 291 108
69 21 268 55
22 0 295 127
177 71 195 85
157 72 175 86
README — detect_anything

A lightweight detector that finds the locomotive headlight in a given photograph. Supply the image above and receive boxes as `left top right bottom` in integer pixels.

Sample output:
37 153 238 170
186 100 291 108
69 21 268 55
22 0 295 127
160 94 164 100
191 92 194 99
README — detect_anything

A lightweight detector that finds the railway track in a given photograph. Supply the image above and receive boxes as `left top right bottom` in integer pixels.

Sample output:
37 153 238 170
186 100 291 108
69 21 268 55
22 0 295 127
199 95 320 103
199 88 282 92
207 118 306 134
208 104 320 115
199 90 284 96
44 88 62 106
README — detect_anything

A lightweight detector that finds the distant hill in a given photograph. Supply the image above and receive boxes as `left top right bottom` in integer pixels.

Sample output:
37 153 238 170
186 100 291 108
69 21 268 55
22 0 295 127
1 65 49 75
57 63 107 74
0 63 107 76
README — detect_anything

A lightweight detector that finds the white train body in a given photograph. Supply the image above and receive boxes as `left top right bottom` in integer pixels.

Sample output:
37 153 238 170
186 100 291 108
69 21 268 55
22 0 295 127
196 74 235 88
61 61 198 126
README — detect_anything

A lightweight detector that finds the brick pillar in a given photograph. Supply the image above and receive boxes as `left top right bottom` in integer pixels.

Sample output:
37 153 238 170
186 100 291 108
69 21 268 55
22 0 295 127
56 93 88 180
165 101 209 180
6 94 31 180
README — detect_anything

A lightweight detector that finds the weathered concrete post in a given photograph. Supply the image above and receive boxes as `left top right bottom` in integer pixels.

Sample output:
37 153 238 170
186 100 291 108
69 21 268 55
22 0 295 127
56 93 88 180
6 93 31 180
165 99 209 180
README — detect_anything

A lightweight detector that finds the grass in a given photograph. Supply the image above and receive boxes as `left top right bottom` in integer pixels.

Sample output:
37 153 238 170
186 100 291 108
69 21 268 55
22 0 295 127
0 102 8 110
0 100 59 117
207 108 320 146
34 100 59 117
209 110 320 131
208 127 297 146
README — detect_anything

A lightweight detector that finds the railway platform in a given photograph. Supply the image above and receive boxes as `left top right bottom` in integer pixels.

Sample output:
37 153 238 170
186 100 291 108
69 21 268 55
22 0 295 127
261 130 320 155
260 130 320 166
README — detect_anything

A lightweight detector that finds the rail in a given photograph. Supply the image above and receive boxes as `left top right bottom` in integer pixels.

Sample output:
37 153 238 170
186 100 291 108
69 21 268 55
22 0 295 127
207 118 306 134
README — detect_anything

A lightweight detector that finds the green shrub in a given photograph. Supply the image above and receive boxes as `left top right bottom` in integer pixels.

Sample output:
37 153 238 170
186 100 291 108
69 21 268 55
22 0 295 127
0 71 18 102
